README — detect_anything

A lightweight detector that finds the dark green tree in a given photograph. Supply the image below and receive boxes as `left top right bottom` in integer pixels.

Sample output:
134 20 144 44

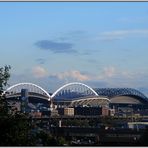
57 136 68 146
0 65 36 146
137 126 148 146
35 130 58 146
0 65 69 146
0 65 11 116
0 65 11 91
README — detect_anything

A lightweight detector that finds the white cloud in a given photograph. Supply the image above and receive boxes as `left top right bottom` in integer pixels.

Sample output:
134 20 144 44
98 29 148 41
97 66 118 80
50 70 90 82
9 66 148 96
70 70 90 81
103 66 117 78
92 66 148 89
32 66 48 78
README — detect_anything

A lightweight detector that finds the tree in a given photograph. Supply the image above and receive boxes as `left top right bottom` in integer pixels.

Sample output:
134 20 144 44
137 126 148 146
0 65 11 116
0 65 68 146
0 65 11 92
35 130 58 146
57 136 68 146
0 65 36 146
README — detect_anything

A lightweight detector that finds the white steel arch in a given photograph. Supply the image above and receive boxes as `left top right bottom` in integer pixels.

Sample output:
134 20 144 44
6 82 51 100
51 82 98 98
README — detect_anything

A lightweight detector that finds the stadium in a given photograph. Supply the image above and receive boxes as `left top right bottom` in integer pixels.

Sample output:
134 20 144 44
4 82 148 116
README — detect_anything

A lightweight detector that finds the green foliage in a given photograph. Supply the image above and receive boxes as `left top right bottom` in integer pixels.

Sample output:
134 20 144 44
137 127 148 146
0 113 34 146
0 65 11 116
0 65 69 146
33 130 69 146
0 65 11 92
36 130 60 146
0 65 35 146
62 119 89 127
57 136 68 146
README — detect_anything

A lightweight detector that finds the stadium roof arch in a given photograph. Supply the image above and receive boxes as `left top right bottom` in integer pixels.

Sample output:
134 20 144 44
51 82 98 101
6 82 148 106
51 82 111 107
94 88 148 104
5 82 51 100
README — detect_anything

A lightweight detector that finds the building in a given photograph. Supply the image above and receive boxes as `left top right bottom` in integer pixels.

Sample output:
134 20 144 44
64 108 74 116
5 83 51 116
4 82 148 117
94 88 148 115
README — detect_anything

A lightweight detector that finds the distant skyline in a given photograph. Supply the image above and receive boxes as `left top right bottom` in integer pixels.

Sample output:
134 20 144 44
1 2 148 95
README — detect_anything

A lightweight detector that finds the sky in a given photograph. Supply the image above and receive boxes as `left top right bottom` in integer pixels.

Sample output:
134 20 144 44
1 2 148 95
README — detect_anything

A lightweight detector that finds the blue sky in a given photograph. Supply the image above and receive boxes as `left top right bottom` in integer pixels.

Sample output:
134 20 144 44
1 2 148 95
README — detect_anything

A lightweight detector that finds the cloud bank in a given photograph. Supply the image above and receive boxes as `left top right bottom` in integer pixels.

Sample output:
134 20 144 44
9 65 148 96
50 70 90 82
32 66 48 78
